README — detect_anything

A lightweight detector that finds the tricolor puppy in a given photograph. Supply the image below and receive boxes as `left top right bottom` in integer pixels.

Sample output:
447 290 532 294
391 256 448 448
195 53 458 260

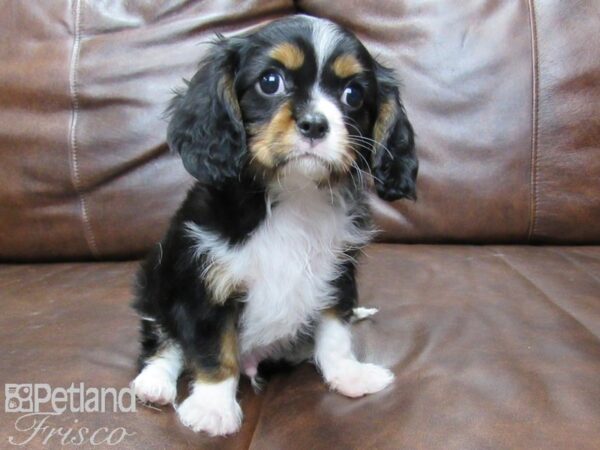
131 15 417 436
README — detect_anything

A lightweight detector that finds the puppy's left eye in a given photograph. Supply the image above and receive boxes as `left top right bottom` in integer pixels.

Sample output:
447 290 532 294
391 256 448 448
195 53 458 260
341 84 364 109
256 70 285 96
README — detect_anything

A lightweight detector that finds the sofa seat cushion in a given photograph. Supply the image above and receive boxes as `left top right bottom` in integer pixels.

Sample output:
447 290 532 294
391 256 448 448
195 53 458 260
1 244 599 449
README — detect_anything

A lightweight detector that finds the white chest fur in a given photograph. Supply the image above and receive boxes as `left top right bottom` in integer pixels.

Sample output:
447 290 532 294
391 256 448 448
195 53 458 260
186 180 370 359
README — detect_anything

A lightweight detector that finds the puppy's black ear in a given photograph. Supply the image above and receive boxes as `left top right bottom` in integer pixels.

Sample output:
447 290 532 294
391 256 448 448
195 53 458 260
167 38 245 186
371 62 418 201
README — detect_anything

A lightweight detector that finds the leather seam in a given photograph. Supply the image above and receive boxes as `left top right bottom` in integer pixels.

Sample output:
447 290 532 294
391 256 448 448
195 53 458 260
527 0 540 242
68 0 98 257
545 248 600 285
490 249 600 342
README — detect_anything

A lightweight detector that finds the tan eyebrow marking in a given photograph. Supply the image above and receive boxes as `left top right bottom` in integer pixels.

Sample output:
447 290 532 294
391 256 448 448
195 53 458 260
269 42 305 70
332 54 363 78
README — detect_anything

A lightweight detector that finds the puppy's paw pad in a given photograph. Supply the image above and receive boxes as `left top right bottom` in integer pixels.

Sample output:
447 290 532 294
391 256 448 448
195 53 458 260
131 368 177 405
327 361 394 398
177 395 242 436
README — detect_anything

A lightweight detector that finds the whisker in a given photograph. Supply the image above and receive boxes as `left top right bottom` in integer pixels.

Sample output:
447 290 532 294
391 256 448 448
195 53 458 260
349 160 371 189
351 158 384 185
343 116 395 159
326 178 334 205
342 120 364 137
346 135 394 159
353 150 373 171
342 115 363 131
346 139 379 156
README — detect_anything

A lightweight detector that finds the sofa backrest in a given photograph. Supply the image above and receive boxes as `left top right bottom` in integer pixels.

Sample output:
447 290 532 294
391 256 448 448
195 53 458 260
1 0 598 261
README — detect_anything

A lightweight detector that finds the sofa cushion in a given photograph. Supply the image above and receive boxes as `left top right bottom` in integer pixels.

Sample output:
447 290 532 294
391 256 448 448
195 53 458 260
0 0 295 261
1 244 599 448
1 2 599 261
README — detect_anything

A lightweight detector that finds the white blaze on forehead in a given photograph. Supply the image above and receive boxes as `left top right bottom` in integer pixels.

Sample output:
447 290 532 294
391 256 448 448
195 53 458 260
308 16 343 74
310 88 348 163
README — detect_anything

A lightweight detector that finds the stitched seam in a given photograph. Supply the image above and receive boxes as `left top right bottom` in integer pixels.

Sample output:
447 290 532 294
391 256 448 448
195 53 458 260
68 0 98 257
527 0 540 242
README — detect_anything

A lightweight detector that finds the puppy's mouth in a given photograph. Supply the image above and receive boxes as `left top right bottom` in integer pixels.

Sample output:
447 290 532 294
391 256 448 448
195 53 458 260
281 152 331 168
270 149 336 183
278 136 341 170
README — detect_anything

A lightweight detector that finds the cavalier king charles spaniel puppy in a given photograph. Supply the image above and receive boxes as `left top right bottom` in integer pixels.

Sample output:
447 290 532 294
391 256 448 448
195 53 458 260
131 15 417 436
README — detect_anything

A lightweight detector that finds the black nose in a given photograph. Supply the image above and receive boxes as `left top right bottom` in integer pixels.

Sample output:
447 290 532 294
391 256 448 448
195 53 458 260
297 112 329 140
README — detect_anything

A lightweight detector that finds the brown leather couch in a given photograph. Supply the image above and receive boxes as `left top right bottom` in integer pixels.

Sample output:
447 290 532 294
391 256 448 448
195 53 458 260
1 1 599 449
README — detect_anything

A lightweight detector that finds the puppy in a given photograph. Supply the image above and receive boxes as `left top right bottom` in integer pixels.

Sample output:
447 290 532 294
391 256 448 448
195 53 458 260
131 15 417 436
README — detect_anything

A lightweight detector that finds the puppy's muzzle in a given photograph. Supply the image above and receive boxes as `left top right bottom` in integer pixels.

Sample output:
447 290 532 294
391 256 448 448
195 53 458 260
297 112 329 141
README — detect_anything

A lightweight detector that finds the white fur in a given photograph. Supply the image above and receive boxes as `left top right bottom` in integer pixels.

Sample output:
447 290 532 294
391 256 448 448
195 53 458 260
308 16 343 75
177 377 242 436
280 154 331 182
132 343 183 405
305 89 350 170
351 306 379 322
314 315 394 398
283 89 350 177
186 176 371 363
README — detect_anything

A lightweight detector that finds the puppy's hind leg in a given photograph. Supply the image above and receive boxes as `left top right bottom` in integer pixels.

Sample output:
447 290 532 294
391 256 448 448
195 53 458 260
131 320 183 406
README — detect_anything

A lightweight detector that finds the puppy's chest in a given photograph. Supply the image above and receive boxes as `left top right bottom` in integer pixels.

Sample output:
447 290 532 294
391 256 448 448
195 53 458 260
229 189 366 351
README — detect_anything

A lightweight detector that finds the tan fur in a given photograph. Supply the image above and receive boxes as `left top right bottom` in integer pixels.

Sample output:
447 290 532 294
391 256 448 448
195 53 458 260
332 54 363 78
270 42 305 70
204 262 242 306
248 101 297 168
218 74 241 118
322 308 340 319
373 100 397 144
248 99 357 180
196 319 239 382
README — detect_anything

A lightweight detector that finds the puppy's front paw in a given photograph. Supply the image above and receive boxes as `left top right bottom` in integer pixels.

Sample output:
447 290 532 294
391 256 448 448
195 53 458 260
177 391 242 436
325 360 394 398
131 367 177 405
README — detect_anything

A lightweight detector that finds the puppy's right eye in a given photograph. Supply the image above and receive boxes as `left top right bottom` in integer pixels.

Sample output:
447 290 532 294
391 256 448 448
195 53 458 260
256 70 285 96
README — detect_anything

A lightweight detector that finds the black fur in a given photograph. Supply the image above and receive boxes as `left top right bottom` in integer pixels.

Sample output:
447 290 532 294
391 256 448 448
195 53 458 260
133 178 267 374
330 258 359 322
167 39 246 187
372 62 418 201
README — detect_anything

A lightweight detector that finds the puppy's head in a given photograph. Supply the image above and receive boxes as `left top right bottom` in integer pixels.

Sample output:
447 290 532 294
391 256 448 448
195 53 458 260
167 16 417 200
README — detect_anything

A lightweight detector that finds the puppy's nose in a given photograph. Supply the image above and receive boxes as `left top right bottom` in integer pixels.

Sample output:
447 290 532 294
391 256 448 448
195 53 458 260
297 112 329 140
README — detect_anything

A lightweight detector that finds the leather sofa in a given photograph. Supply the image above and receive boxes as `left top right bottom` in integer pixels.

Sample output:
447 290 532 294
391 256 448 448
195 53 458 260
1 1 599 448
